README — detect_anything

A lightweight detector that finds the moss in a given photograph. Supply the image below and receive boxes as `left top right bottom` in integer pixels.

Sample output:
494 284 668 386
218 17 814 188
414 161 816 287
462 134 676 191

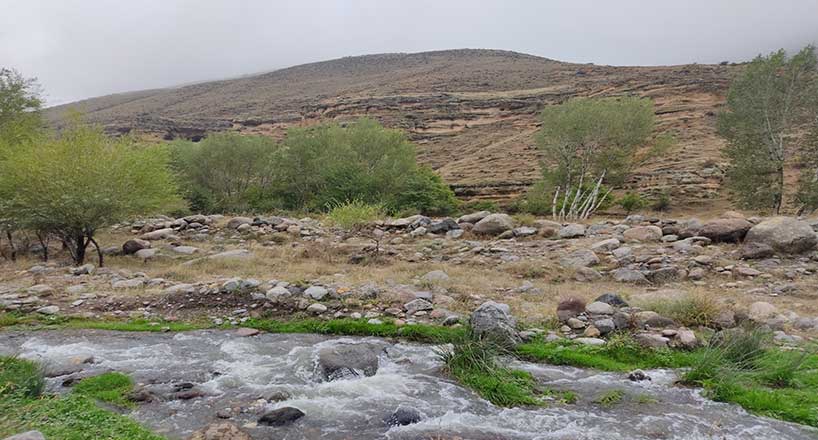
73 372 134 408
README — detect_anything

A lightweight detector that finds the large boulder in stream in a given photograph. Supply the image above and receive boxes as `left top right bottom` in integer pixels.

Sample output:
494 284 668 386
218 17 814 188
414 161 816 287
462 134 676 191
317 342 384 381
469 301 521 346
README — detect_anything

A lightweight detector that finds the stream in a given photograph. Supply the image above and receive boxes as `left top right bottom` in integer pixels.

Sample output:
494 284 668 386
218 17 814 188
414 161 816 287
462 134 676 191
0 329 815 440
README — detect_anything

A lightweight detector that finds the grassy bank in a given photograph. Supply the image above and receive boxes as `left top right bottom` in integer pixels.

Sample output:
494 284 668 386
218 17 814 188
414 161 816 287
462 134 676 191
0 357 162 440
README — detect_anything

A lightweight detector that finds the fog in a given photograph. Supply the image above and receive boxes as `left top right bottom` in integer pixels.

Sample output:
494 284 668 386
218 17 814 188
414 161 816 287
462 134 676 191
2 0 816 105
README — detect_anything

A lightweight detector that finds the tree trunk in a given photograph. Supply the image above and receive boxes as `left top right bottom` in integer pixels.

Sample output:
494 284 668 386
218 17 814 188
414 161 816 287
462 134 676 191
773 164 785 215
89 236 104 267
5 230 15 262
36 232 49 262
73 233 87 265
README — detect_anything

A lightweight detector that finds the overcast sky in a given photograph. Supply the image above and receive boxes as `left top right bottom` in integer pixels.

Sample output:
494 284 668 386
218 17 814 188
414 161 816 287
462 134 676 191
2 0 817 106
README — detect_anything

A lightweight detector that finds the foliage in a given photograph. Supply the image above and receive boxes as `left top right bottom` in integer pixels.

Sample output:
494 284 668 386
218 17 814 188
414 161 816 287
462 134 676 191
0 357 43 398
795 125 818 213
651 191 672 212
636 293 721 327
0 123 183 265
594 389 624 407
718 45 818 213
515 179 612 217
73 372 134 408
0 68 43 146
617 192 647 214
326 199 384 229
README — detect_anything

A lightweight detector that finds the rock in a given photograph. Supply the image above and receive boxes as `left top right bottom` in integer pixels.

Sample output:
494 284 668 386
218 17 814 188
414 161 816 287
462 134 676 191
469 301 521 346
421 270 450 283
266 286 291 299
317 342 383 381
634 311 674 328
112 279 145 289
677 218 704 238
140 228 175 241
558 223 586 239
593 318 616 335
171 245 199 255
27 285 54 295
745 217 818 254
623 226 663 242
164 283 196 295
559 249 599 269
739 242 775 260
409 226 428 237
634 333 669 349
36 306 59 315
221 278 242 292
748 301 778 321
473 214 514 235
428 218 459 234
647 267 686 283
235 328 260 337
446 229 464 239
574 267 602 282
585 301 614 315
189 422 252 440
404 298 433 315
306 303 327 314
612 268 648 284
590 238 620 252
134 248 158 261
734 266 761 277
384 405 422 427
226 217 253 230
612 311 631 330
183 249 252 266
713 310 737 329
258 407 305 427
556 297 586 322
583 326 601 337
512 226 538 237
593 293 629 308
627 370 650 382
567 317 586 329
3 432 46 440
574 337 606 346
698 218 752 243
71 264 95 276
457 211 491 224
676 329 698 349
304 286 329 300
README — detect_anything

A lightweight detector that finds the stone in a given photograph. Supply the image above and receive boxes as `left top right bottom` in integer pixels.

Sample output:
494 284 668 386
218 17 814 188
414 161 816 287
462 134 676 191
512 226 538 237
590 238 620 252
748 301 777 321
258 407 305 426
428 218 459 234
227 217 253 230
473 214 514 235
676 329 698 349
574 337 606 346
567 317 586 329
647 267 686 283
698 218 752 243
612 268 648 284
317 342 383 381
634 333 669 349
421 270 450 283
446 229 464 239
36 306 59 315
559 249 599 269
235 328 260 337
306 303 328 314
558 223 586 239
457 211 491 224
384 405 422 427
183 249 252 266
593 318 616 335
470 301 521 346
189 422 252 440
585 301 614 315
627 370 650 382
623 226 663 242
713 310 737 329
171 245 199 255
556 297 586 322
27 285 54 295
593 293 629 308
634 311 675 328
3 432 46 440
739 242 775 260
71 264 95 276
304 286 329 300
112 279 145 289
140 228 175 241
164 283 196 295
404 298 433 315
266 286 291 299
745 217 818 254
734 266 761 277
574 267 602 282
135 248 159 261
583 326 601 337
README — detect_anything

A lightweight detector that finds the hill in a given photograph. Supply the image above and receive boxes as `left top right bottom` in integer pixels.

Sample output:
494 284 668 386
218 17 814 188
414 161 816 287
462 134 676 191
46 49 734 210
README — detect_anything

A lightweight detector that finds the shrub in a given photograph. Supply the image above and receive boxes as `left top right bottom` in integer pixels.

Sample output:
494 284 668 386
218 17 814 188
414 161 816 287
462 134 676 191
637 293 721 327
651 191 672 212
617 192 646 214
326 199 384 229
0 356 43 398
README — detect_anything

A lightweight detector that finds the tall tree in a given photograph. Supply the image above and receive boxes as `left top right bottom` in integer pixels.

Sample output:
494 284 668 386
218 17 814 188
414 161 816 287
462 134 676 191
718 46 818 214
0 68 43 145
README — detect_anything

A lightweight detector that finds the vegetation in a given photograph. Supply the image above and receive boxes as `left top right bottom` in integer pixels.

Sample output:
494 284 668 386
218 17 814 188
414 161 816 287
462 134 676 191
0 356 162 439
0 68 43 146
171 118 457 216
72 373 135 408
594 389 624 407
718 45 818 213
651 191 672 212
0 123 183 265
532 97 655 220
636 293 721 327
326 199 384 229
617 192 647 214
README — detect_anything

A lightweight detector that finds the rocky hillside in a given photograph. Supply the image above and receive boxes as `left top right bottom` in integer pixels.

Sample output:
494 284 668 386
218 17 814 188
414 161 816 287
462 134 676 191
46 49 734 209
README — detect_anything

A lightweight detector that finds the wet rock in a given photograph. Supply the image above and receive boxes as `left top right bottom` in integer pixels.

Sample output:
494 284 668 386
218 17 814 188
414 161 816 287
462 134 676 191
698 218 752 243
189 422 252 440
560 249 599 269
317 343 383 381
558 224 586 239
623 226 663 242
258 407 305 426
627 370 651 382
384 405 422 426
745 217 818 254
594 293 628 308
473 214 514 235
470 301 521 346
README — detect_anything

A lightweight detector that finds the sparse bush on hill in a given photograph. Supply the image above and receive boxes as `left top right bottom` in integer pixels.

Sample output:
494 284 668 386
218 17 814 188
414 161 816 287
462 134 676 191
617 192 647 214
532 96 656 220
0 122 183 265
326 199 384 229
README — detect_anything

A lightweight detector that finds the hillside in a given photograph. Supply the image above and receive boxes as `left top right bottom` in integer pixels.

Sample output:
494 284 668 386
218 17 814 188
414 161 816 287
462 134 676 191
46 49 734 209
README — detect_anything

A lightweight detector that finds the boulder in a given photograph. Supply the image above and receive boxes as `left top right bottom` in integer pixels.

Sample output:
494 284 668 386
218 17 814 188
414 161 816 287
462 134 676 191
258 407 305 427
304 286 328 300
404 298 433 315
457 211 491 224
428 218 459 234
585 301 614 315
421 270 449 283
633 333 669 349
473 214 514 235
612 268 648 284
697 218 752 243
559 249 599 269
317 342 384 381
470 301 521 346
593 293 629 308
745 217 818 254
122 239 151 255
384 405 422 427
140 228 175 241
590 238 620 252
556 297 586 322
226 217 253 230
748 301 778 321
189 422 252 440
558 223 586 239
739 242 775 260
622 226 663 242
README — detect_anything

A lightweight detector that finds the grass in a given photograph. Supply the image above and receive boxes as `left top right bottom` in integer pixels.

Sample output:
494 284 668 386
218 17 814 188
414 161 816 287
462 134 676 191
594 389 624 407
325 199 384 229
244 317 467 343
635 292 721 327
0 357 162 439
73 372 135 408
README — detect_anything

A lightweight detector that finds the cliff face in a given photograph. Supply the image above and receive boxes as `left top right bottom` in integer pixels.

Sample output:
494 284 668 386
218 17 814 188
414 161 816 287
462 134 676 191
47 49 733 209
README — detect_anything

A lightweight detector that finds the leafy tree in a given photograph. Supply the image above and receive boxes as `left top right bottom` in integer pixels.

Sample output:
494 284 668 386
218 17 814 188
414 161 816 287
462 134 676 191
718 46 818 213
0 68 43 145
618 192 647 214
535 97 654 219
795 123 818 213
0 123 183 265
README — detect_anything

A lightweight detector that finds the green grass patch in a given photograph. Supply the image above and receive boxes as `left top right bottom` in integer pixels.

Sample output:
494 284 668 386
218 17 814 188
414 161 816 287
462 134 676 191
594 389 624 407
73 372 134 408
0 357 44 398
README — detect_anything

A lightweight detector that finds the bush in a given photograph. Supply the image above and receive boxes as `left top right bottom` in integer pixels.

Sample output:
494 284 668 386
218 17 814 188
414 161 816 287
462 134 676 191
617 192 646 214
637 293 720 327
326 199 384 229
651 191 672 212
0 356 43 398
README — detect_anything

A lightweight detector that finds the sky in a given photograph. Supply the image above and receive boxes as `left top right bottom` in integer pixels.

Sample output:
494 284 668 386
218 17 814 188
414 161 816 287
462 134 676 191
2 0 817 106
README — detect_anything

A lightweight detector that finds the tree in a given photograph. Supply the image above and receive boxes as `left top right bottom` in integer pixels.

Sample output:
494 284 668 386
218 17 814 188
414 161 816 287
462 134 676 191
718 46 818 214
536 96 655 220
0 123 184 266
795 123 818 213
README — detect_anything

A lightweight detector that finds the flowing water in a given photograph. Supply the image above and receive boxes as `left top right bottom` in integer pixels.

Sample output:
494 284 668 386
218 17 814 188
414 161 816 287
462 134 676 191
0 329 815 440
